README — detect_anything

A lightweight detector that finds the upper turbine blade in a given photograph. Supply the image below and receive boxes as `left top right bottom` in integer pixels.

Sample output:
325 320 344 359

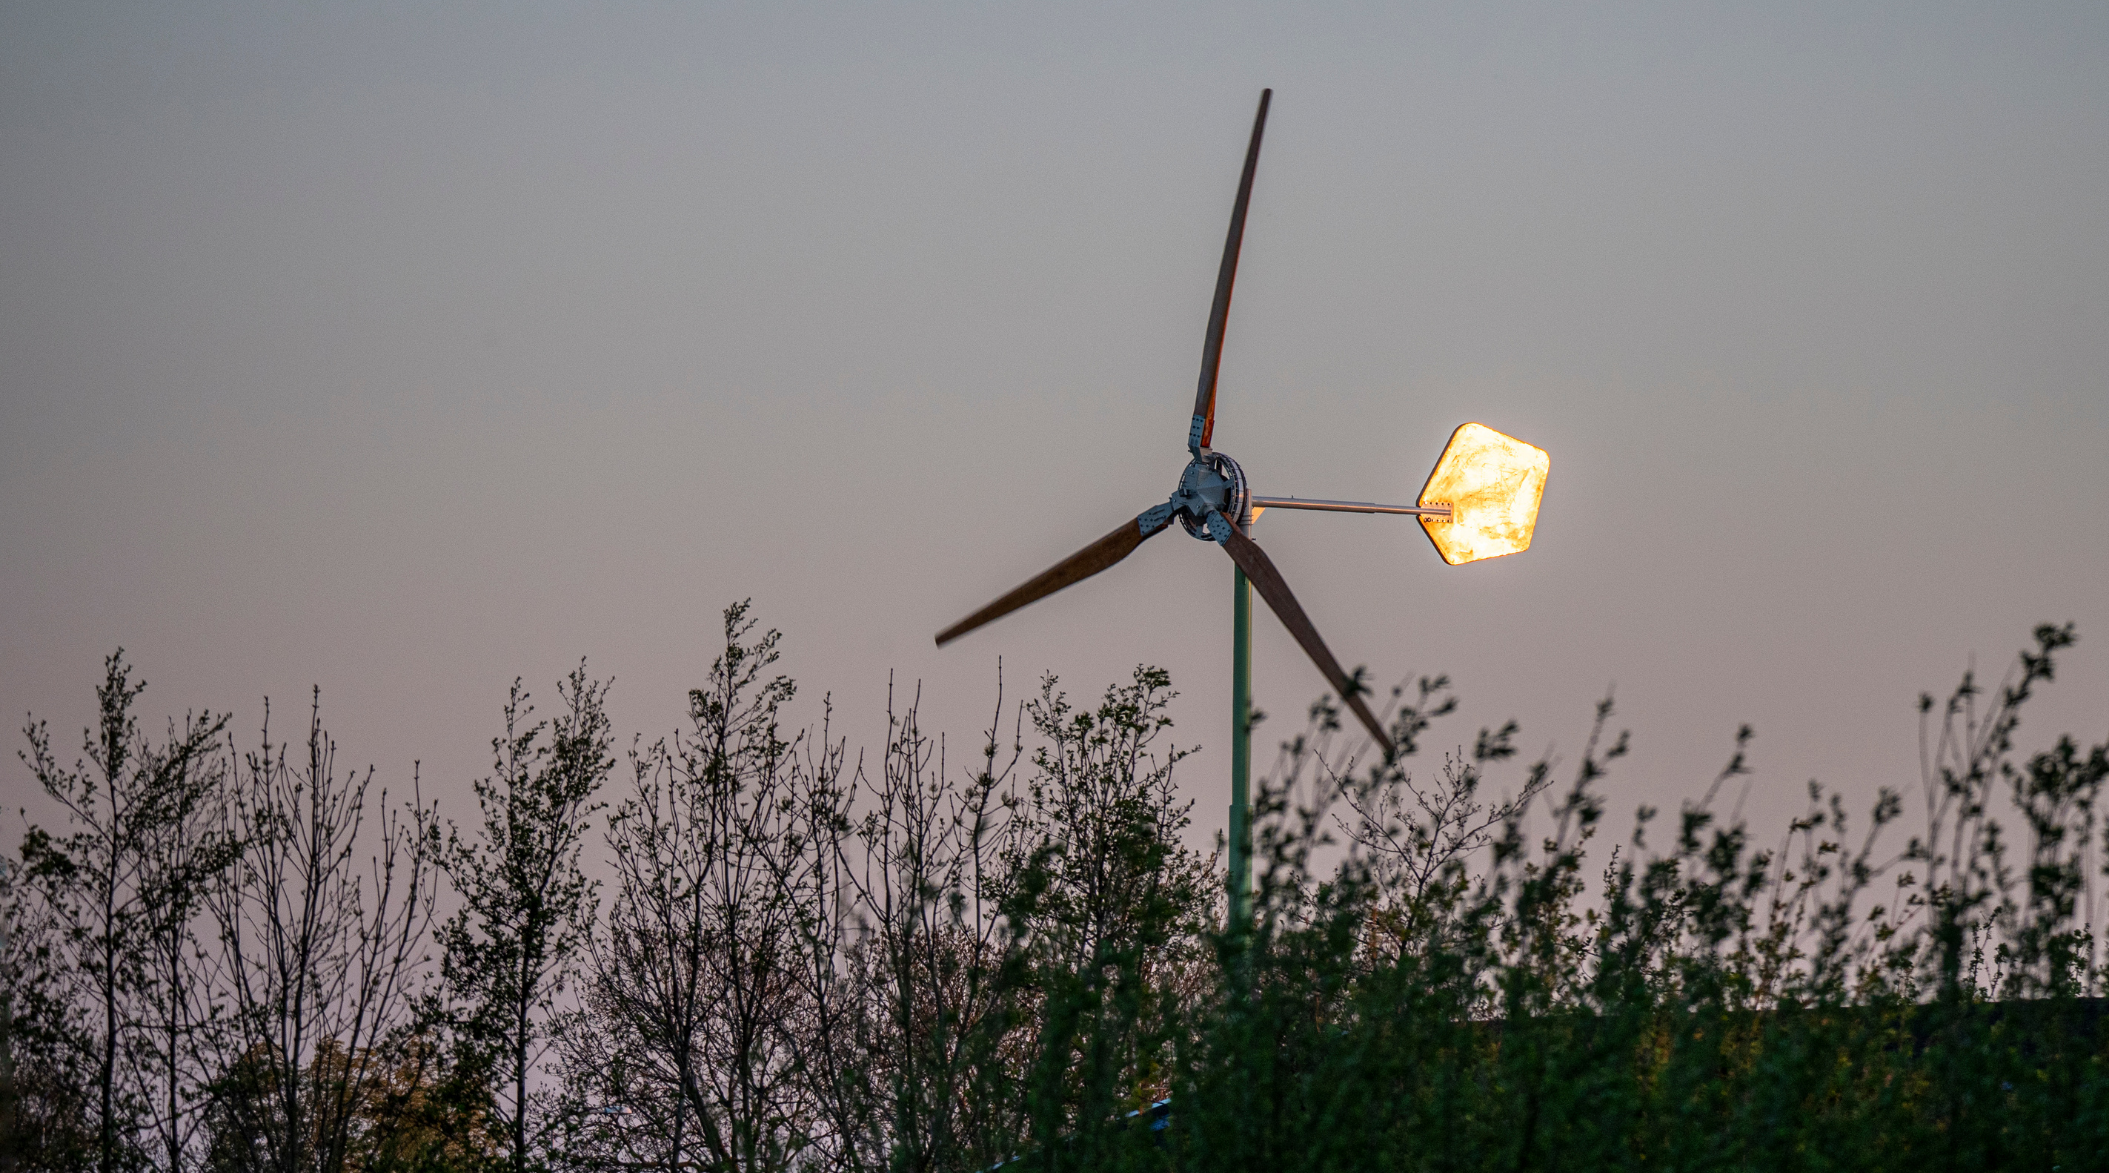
936 505 1176 647
1218 523 1395 756
1189 88 1271 456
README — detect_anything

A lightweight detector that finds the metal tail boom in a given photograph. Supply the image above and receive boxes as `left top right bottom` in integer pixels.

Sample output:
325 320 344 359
1250 495 1451 520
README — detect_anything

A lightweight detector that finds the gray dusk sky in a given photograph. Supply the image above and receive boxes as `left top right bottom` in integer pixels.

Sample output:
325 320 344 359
5 1 2106 845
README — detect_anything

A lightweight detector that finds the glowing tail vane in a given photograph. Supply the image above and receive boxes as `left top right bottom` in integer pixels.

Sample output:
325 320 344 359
1417 422 1549 566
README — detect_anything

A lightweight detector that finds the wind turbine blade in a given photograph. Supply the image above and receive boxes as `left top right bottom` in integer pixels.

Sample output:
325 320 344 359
1189 88 1271 455
1218 525 1394 755
936 506 1176 647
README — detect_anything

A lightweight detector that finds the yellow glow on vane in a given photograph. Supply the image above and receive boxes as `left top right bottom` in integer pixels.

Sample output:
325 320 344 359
1417 422 1549 565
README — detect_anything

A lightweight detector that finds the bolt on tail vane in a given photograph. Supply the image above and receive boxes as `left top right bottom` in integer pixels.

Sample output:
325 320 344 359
934 89 1550 759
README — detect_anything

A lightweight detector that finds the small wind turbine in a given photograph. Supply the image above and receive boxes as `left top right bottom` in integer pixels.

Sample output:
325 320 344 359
935 90 1549 910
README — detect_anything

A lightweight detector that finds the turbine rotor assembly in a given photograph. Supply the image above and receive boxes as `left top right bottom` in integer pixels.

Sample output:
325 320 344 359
1171 451 1248 539
931 88 1398 754
930 86 1552 919
931 89 1544 758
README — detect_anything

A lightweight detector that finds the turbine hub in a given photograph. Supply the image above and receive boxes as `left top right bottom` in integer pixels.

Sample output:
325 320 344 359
1168 451 1248 540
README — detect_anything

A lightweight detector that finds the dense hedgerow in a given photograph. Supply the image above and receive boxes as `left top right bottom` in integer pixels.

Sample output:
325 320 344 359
3 611 2105 1172
1159 623 2109 1173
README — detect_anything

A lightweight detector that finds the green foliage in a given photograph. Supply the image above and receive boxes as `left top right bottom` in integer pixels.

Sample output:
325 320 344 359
1162 621 2109 1172
200 690 442 1173
554 602 814 1173
10 620 2109 1173
432 664 611 1173
9 651 229 1173
1000 668 1212 1172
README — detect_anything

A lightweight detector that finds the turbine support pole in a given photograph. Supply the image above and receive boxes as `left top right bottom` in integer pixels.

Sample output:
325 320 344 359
1228 513 1255 926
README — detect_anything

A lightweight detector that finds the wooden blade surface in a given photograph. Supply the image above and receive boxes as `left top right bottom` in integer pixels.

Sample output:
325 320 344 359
1190 89 1270 452
1220 526 1395 755
936 510 1172 647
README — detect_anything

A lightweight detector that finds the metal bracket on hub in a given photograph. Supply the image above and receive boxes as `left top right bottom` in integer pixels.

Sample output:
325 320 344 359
1204 510 1234 544
1138 502 1175 536
1188 414 1208 455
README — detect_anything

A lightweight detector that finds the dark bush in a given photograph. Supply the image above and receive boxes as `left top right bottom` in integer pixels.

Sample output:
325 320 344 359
6 617 2106 1172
